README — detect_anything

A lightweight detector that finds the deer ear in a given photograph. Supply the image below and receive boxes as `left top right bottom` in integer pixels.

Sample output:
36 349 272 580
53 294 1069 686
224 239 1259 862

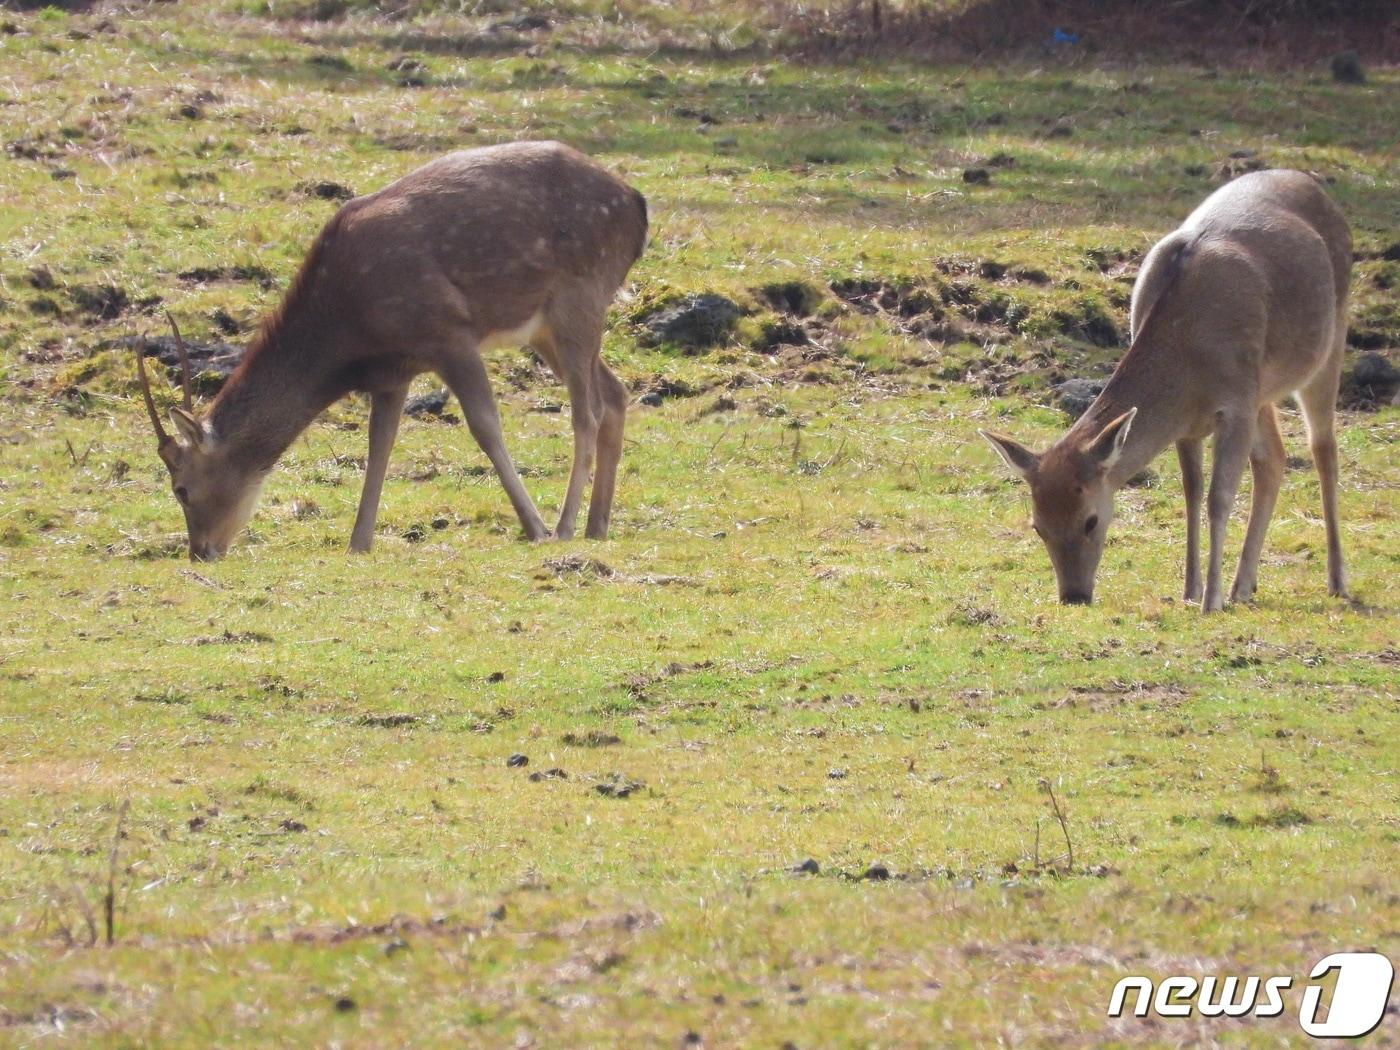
1086 407 1137 470
169 407 208 451
979 429 1040 482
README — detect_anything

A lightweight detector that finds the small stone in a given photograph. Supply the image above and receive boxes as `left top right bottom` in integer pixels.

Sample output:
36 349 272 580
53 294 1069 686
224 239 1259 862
487 671 506 683
790 858 819 875
1054 378 1106 418
333 997 356 1013
962 167 990 185
507 753 529 768
862 863 891 881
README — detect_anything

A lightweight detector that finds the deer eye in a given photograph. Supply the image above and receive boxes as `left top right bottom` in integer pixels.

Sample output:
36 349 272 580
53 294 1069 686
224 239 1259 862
175 486 189 504
1084 514 1099 535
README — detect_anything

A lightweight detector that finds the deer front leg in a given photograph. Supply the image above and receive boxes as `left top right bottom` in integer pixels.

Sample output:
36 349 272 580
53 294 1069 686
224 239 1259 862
1202 409 1256 613
1176 437 1204 603
1230 403 1285 604
349 385 409 554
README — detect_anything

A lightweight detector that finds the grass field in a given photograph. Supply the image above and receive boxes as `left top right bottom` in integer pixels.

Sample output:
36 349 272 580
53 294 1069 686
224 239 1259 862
0 3 1397 1046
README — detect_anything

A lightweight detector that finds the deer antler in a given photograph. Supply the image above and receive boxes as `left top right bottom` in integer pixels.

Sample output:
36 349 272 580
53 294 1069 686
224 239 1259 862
165 311 194 412
134 340 170 445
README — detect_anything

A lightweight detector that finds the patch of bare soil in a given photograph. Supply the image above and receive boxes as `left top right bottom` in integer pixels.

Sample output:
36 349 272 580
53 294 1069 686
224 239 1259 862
1045 681 1190 711
781 0 1399 64
0 1004 98 1030
622 659 715 701
283 914 479 946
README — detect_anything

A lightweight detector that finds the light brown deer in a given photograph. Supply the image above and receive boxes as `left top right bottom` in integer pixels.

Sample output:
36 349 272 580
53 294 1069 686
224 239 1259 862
137 141 647 561
981 170 1351 612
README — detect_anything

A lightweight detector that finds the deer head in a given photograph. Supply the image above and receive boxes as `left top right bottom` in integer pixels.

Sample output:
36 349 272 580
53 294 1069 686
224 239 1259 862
980 408 1137 606
137 316 264 562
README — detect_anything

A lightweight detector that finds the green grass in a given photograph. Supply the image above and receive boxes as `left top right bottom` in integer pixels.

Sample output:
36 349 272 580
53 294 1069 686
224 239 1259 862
1 4 1397 1046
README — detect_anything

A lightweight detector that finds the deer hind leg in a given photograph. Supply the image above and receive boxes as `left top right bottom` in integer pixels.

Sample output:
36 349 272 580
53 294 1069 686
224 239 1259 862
1202 406 1257 613
349 384 409 554
438 346 550 541
1229 403 1286 604
587 358 628 540
1176 437 1204 603
532 323 603 541
1296 320 1348 597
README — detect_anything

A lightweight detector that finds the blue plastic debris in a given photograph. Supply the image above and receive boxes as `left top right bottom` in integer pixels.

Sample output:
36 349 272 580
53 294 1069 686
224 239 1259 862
1051 27 1080 44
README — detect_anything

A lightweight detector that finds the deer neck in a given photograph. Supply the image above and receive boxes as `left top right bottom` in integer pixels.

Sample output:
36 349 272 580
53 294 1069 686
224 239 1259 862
207 318 348 473
1070 343 1189 489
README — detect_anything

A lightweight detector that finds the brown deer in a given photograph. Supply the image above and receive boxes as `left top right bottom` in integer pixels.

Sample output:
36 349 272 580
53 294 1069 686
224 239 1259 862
137 141 647 561
981 170 1351 612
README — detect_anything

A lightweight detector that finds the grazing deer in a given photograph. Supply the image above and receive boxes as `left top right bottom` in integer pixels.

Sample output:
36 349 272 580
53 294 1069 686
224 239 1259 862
137 141 647 561
981 170 1351 611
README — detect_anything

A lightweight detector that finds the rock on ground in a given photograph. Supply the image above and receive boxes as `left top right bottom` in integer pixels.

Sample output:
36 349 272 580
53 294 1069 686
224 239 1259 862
639 293 741 353
405 389 451 418
1054 378 1105 418
1345 353 1399 407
